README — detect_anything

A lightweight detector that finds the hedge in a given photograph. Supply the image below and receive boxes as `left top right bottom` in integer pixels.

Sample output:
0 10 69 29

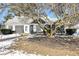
0 29 15 35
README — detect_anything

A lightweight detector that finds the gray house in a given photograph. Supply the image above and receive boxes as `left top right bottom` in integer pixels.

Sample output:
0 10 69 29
4 16 43 34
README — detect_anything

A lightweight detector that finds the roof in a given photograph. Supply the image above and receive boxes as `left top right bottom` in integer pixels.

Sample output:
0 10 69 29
5 16 34 25
5 15 55 26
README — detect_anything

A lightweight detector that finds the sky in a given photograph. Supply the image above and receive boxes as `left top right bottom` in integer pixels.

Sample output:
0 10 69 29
44 8 58 22
0 4 9 24
0 4 58 24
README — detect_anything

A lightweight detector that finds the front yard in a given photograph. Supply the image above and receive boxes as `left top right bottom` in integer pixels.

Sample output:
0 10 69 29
9 36 79 56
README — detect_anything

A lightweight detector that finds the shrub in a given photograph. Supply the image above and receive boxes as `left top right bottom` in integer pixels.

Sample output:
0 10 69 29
66 29 76 35
0 29 14 35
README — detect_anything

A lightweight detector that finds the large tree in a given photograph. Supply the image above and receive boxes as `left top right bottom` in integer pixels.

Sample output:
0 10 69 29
7 3 79 37
9 3 52 36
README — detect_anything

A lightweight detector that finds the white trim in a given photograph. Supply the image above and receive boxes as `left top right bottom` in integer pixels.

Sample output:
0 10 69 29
6 23 38 26
12 25 15 31
24 25 30 33
33 25 36 32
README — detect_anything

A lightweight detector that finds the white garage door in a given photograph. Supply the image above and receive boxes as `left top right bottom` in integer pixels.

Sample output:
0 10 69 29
15 25 24 33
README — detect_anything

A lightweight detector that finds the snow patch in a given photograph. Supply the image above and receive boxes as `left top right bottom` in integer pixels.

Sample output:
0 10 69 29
0 34 20 55
0 34 42 56
0 34 20 39
0 39 15 48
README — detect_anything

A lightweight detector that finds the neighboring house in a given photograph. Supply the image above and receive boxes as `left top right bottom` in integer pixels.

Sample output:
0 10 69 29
4 16 43 34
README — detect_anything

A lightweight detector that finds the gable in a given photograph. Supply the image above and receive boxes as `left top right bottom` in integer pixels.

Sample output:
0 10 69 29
5 16 33 25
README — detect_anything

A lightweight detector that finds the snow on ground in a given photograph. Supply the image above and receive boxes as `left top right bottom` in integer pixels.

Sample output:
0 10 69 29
0 34 20 48
0 34 41 56
0 34 20 39
0 34 20 55
0 38 16 55
0 39 15 48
